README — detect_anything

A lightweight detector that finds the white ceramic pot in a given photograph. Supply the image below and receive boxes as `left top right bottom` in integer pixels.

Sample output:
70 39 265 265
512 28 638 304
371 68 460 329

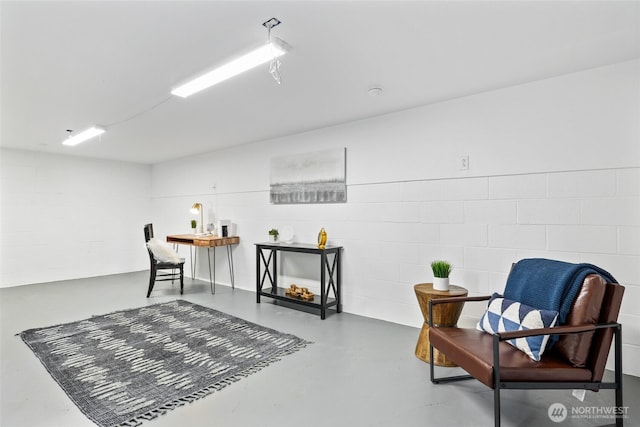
433 277 450 291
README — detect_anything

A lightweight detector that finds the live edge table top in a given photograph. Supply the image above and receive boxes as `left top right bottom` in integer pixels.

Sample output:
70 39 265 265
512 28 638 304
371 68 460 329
167 234 240 247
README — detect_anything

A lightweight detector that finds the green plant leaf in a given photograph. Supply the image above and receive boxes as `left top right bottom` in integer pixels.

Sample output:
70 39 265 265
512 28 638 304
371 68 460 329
431 260 452 278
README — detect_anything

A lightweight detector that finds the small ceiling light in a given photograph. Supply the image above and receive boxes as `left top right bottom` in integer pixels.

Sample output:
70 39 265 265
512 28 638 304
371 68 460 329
171 19 289 98
368 87 383 97
62 126 105 146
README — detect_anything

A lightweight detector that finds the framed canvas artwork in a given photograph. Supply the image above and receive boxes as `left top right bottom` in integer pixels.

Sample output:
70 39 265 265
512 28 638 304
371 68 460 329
270 148 346 204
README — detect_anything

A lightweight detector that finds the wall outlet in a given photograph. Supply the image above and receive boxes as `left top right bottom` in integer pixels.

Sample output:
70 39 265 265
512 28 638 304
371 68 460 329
458 155 469 170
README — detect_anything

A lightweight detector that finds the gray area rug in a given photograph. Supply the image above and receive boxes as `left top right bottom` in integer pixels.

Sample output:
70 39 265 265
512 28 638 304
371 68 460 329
19 300 310 427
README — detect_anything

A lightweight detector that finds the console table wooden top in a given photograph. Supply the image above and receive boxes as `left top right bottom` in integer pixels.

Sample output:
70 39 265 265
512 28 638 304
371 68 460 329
255 242 342 253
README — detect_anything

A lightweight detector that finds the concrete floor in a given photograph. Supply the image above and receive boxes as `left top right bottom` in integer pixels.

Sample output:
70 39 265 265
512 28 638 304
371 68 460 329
1 272 638 427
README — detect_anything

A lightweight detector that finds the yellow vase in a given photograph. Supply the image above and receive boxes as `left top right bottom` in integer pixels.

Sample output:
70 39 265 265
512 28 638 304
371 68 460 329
317 228 327 249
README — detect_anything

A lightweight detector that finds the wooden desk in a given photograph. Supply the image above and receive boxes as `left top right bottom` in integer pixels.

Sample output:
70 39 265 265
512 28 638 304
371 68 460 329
167 234 239 294
414 283 467 367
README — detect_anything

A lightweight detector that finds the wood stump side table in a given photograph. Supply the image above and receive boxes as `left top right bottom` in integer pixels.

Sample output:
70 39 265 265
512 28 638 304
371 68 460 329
414 283 468 367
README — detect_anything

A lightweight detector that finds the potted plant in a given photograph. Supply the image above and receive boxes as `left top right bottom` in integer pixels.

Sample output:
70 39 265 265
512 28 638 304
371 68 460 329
190 220 197 233
431 260 452 291
268 228 279 242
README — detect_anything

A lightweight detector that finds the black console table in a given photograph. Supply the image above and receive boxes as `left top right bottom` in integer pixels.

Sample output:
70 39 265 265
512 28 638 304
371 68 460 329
255 242 342 319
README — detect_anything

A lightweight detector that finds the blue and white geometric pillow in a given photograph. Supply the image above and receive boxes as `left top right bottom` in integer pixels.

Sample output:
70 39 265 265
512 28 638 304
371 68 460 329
476 293 559 361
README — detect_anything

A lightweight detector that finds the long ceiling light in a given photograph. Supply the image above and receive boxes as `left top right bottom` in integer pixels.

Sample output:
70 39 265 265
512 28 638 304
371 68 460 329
62 126 105 146
171 38 289 98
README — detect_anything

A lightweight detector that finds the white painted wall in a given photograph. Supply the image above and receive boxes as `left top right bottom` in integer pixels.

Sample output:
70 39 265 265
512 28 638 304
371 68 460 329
151 60 640 375
0 149 151 286
0 59 637 375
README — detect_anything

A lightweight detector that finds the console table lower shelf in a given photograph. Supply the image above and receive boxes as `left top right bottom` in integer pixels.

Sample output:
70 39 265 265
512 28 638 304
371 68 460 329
255 243 342 319
259 287 338 311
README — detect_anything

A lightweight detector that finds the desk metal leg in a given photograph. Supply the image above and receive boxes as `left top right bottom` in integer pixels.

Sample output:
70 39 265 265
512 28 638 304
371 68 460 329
206 245 235 295
213 247 216 293
190 246 195 280
207 247 215 295
227 245 235 290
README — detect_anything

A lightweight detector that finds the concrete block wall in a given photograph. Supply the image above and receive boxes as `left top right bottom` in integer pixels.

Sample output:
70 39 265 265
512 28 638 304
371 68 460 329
0 149 151 286
151 60 639 375
151 167 639 375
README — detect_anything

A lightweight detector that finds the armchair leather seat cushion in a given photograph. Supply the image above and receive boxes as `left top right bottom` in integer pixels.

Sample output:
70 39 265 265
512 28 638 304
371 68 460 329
429 327 592 388
555 274 606 367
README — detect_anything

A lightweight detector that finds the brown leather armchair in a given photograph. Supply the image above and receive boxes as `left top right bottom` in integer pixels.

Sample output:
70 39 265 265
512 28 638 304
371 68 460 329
428 274 625 427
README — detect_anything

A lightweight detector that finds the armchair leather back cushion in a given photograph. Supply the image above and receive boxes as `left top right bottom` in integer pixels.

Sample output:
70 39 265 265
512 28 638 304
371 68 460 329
554 274 606 367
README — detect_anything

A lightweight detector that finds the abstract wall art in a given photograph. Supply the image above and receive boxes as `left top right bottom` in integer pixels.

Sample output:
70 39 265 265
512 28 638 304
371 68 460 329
270 148 346 204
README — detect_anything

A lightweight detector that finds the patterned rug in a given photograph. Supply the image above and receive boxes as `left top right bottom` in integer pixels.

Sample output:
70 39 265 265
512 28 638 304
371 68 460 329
19 300 310 427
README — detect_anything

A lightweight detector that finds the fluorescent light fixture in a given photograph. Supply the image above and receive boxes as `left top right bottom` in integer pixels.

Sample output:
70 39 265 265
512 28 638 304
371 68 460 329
62 126 105 146
171 38 289 98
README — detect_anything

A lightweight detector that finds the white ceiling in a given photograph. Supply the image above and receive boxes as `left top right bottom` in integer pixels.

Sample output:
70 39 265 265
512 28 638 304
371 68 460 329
2 1 639 164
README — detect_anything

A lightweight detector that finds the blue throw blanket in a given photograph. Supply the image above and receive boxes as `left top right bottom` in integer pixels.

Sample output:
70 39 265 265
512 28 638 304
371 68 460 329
503 258 617 325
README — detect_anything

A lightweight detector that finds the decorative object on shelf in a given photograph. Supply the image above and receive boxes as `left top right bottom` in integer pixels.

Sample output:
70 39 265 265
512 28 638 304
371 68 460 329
317 228 327 249
217 220 233 236
280 225 295 243
206 223 216 235
431 260 453 291
268 228 279 242
285 284 315 301
190 202 204 234
270 148 347 204
190 220 197 234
